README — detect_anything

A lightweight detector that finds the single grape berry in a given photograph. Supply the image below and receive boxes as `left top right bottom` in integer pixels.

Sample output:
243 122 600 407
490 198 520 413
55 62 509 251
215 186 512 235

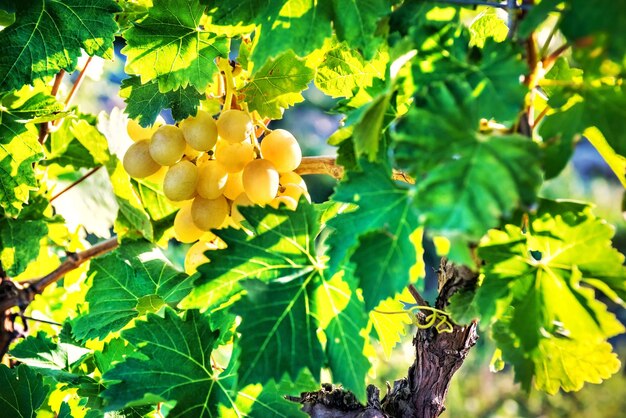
242 159 280 205
191 195 229 230
163 160 199 201
180 110 218 151
197 160 228 199
217 109 253 143
127 118 162 142
260 129 302 172
149 125 186 166
123 140 161 178
215 140 255 173
174 202 204 243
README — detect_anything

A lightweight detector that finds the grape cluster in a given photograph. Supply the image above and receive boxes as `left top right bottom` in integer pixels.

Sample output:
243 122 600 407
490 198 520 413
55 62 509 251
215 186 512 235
122 110 309 274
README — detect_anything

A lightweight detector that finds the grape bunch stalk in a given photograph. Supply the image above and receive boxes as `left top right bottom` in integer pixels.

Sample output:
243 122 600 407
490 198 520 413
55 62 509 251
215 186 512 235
122 106 309 275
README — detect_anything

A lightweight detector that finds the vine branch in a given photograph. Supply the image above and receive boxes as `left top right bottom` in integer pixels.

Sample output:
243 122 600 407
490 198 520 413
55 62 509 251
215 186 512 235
297 156 415 184
50 165 103 203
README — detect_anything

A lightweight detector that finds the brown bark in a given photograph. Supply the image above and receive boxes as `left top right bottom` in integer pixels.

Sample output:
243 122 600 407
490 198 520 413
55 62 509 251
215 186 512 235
290 259 479 418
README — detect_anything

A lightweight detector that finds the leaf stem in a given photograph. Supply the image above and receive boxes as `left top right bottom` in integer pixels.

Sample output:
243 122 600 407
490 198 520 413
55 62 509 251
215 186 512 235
50 165 103 203
63 55 93 108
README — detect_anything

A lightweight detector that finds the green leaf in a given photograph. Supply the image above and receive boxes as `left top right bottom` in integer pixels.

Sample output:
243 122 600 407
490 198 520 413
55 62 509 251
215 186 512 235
315 43 387 98
369 289 413 359
103 309 237 416
108 160 154 240
0 217 47 276
412 35 527 125
469 9 508 48
327 161 420 309
120 77 203 127
351 92 391 162
584 126 626 187
181 202 322 310
250 0 333 72
0 0 121 91
10 333 91 384
329 0 388 58
232 277 324 386
313 272 369 401
73 241 194 341
475 201 626 392
0 364 49 417
560 0 626 67
122 0 228 92
540 85 626 178
0 88 61 215
241 51 315 119
394 97 542 244
534 337 621 395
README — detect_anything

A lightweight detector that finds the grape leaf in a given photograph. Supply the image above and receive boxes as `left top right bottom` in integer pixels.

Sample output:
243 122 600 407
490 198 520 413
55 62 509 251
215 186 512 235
315 43 387 98
181 202 322 310
312 272 369 401
0 88 61 216
120 77 203 127
10 333 91 384
103 309 238 417
241 51 315 119
0 365 49 417
0 218 47 276
0 0 120 91
232 277 324 386
122 0 228 92
329 0 388 58
540 85 626 179
412 33 527 125
327 161 420 310
393 90 542 244
73 241 194 341
369 289 413 359
473 201 625 392
469 9 508 47
584 127 626 187
250 0 333 72
560 0 626 67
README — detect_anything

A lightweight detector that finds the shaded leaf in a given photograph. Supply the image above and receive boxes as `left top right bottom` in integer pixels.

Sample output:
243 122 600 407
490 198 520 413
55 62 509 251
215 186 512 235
122 0 228 92
103 309 237 417
0 364 49 417
242 51 314 119
120 77 203 127
73 241 194 341
0 0 120 90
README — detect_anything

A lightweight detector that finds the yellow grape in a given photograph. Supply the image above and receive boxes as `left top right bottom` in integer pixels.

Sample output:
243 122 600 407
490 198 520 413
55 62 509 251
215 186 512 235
127 118 162 142
269 195 297 210
144 165 168 184
191 195 229 230
279 171 307 190
197 160 228 199
223 170 245 201
184 142 201 160
174 202 204 243
180 110 218 151
163 160 199 201
278 183 310 203
149 125 186 166
123 140 161 178
231 193 254 224
260 129 302 172
217 109 253 143
215 140 255 173
184 240 219 275
242 159 279 205
196 152 211 167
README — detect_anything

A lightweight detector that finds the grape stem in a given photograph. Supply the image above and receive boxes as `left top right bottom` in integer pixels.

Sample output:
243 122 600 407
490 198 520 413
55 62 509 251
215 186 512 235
218 58 236 111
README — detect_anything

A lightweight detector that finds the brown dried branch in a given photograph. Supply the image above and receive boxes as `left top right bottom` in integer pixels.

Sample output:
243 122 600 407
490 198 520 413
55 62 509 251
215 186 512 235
50 165 103 203
296 156 414 184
